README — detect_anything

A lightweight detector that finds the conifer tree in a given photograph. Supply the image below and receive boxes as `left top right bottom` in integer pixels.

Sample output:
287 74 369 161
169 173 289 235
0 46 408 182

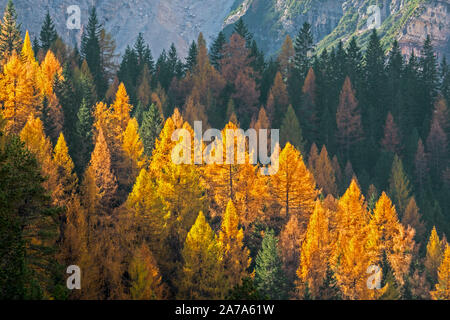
52 133 78 207
301 67 318 142
185 40 198 73
381 112 401 154
87 127 118 212
402 197 426 241
267 71 289 128
270 142 318 223
425 227 443 284
279 214 302 286
0 51 38 134
0 0 21 57
39 10 57 52
122 118 144 183
20 116 56 192
414 138 429 194
140 103 163 157
81 7 106 98
129 243 165 300
76 98 94 171
254 230 288 300
209 31 226 70
388 155 412 216
293 22 314 79
278 35 294 80
280 104 305 153
218 200 251 292
431 244 450 300
178 212 225 299
336 77 363 159
298 201 331 299
313 146 338 197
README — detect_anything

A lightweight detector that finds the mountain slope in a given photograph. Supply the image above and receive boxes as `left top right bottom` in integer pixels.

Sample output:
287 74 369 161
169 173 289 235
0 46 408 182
0 0 448 59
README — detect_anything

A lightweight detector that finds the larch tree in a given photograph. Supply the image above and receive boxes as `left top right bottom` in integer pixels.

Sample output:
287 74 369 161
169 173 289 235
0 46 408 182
311 146 338 197
414 138 429 194
431 244 450 300
178 211 225 299
218 200 251 292
426 116 448 180
388 155 412 216
0 51 38 134
129 243 166 300
381 112 401 154
270 142 318 230
254 230 289 300
297 201 331 299
19 116 56 192
278 35 294 80
279 214 303 286
332 179 384 299
370 192 415 286
336 76 363 159
425 227 444 285
280 104 305 153
52 133 78 207
401 197 426 241
301 67 318 142
87 127 118 213
267 71 289 128
122 118 145 184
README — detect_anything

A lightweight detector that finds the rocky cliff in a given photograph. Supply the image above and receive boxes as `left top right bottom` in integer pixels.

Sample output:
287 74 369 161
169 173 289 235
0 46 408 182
0 0 448 59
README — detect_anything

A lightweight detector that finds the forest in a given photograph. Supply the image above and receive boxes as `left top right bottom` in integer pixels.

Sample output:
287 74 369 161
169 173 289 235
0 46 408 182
1 0 450 300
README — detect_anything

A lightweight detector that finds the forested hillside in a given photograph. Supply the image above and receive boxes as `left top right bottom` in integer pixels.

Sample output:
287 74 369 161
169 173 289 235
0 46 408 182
1 0 450 300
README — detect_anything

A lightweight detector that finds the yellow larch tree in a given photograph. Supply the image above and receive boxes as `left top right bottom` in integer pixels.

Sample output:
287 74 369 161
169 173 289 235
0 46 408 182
370 192 415 286
111 82 132 134
52 133 78 207
38 50 63 97
279 214 303 285
269 142 318 230
178 211 225 299
0 50 39 134
20 115 56 191
431 244 450 300
129 243 166 300
203 121 269 226
122 118 145 184
297 201 331 299
425 227 444 284
332 179 385 299
218 200 251 291
87 127 118 213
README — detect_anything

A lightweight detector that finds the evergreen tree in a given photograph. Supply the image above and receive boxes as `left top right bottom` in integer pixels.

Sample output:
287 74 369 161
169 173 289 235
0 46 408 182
233 18 252 45
139 103 163 157
0 0 21 57
280 104 305 153
210 31 226 70
39 10 57 51
388 155 412 216
81 7 107 98
293 22 314 79
185 40 198 73
254 230 288 300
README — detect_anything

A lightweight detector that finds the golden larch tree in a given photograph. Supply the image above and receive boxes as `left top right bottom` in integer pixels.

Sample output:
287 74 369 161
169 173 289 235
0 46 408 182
122 117 145 184
178 211 225 299
425 227 444 284
129 243 166 300
218 200 251 291
269 142 318 230
431 244 450 300
52 133 78 207
0 50 38 134
297 201 331 299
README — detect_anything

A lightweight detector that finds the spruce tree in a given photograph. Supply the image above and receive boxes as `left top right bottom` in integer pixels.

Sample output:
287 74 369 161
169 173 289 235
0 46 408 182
233 18 252 45
280 104 305 153
81 7 106 98
185 40 198 73
139 103 163 157
0 0 21 57
39 10 57 51
254 230 289 300
210 31 226 70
